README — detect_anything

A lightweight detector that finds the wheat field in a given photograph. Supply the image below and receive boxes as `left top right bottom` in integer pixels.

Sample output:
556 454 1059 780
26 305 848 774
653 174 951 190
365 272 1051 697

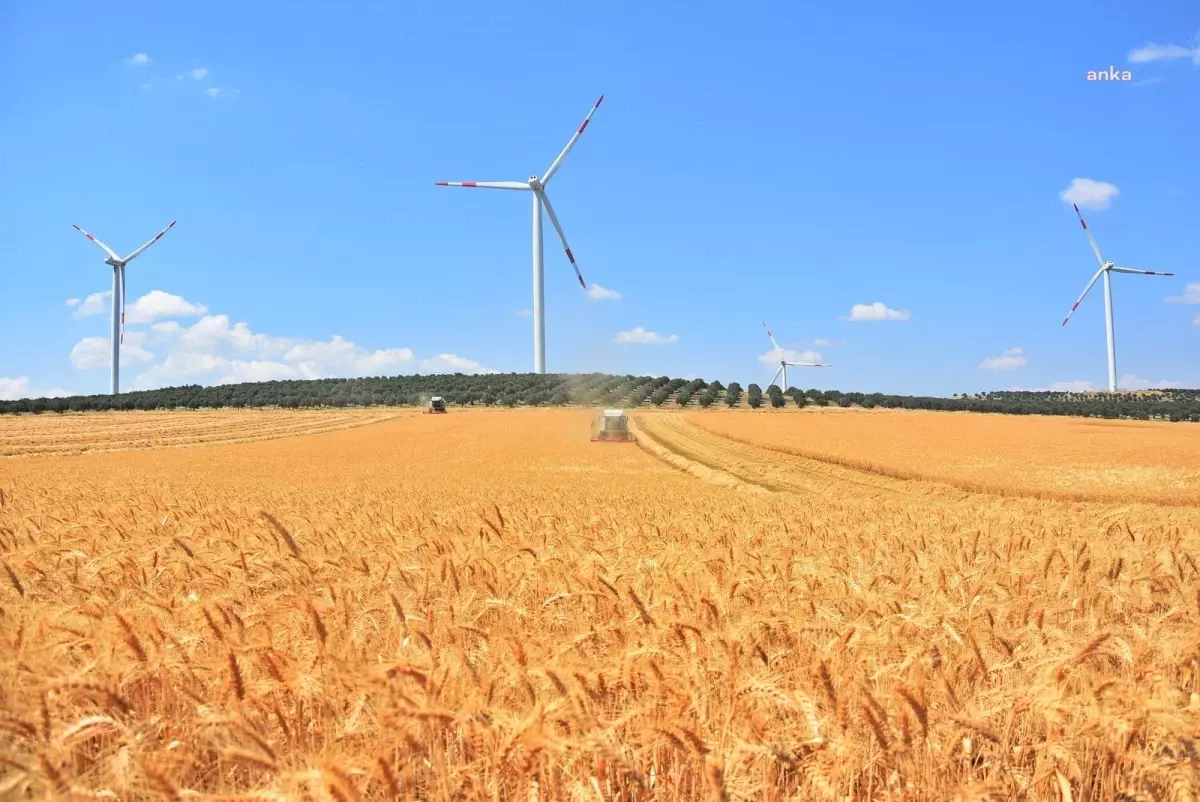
2 407 1200 801
0 409 412 458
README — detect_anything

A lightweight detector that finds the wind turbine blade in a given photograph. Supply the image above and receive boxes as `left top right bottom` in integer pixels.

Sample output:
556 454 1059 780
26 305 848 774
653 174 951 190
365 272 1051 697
541 94 604 185
1110 266 1174 276
434 181 530 190
784 362 831 367
1072 203 1106 267
537 190 586 289
1062 267 1106 326
122 220 176 263
770 365 783 387
761 322 782 351
72 224 119 261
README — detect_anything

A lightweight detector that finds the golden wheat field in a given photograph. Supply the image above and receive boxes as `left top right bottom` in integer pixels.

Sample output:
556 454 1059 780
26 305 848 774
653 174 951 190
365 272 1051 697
2 407 1200 801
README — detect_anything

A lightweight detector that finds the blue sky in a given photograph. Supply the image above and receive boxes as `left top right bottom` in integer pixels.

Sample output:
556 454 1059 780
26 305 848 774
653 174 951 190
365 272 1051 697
1 1 1198 399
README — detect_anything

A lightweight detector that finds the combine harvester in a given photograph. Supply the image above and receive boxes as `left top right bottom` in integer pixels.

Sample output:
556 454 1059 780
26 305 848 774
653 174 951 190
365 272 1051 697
591 409 636 443
425 397 447 414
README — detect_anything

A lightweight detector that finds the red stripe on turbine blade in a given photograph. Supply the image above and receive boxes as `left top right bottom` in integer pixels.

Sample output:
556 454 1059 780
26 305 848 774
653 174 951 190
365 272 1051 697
578 275 586 289
434 181 448 186
1072 302 1080 310
462 181 477 187
595 94 604 106
578 119 589 134
564 248 575 263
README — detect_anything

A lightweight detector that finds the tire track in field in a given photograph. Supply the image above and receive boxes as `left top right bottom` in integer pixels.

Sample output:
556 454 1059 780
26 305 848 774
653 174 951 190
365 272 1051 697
632 414 984 503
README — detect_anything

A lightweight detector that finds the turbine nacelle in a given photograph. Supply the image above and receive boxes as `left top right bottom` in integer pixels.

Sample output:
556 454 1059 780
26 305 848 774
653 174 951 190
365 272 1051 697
527 176 542 190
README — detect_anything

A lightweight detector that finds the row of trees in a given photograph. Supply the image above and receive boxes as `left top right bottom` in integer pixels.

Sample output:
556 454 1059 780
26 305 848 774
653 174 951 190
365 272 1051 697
3 374 1198 422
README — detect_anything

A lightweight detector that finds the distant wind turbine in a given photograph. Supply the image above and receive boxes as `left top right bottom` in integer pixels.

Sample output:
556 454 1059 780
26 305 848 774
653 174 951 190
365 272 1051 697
763 321 830 391
73 221 177 394
435 95 605 374
1061 204 1172 393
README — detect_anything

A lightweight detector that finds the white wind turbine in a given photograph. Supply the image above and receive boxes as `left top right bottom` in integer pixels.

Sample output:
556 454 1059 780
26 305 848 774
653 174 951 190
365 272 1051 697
435 94 604 374
73 220 177 395
1061 203 1172 393
763 321 830 392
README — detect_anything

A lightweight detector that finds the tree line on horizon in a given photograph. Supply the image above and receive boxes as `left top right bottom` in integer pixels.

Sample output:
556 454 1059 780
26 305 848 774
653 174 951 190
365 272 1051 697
2 373 1198 422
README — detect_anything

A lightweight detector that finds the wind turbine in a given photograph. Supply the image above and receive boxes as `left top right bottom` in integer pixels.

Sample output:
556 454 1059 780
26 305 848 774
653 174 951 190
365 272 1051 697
435 94 604 374
763 321 830 392
1061 203 1172 393
73 221 177 395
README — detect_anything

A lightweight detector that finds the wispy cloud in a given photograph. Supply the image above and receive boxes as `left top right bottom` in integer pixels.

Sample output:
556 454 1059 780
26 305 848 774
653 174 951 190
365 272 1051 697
515 308 533 317
587 283 621 301
1128 35 1200 65
613 327 678 345
126 53 150 66
1050 379 1097 392
758 347 823 366
0 377 70 401
179 67 209 80
71 291 111 319
841 302 911 322
1167 283 1200 304
205 87 240 100
1060 178 1120 209
979 347 1027 372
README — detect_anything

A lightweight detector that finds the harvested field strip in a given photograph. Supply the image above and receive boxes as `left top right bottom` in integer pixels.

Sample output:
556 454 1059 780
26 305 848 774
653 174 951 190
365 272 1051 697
693 410 1200 506
634 414 970 502
0 409 412 456
628 415 771 493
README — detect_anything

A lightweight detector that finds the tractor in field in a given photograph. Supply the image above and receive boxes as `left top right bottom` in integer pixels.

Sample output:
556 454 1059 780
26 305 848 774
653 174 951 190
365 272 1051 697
591 409 636 442
425 396 447 414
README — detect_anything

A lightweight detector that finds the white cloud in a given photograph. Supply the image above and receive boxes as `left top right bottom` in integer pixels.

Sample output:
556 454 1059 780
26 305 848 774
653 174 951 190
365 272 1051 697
1119 375 1188 390
842 302 910 322
1050 380 1098 392
515 308 533 317
587 283 621 301
1128 35 1200 65
126 290 208 324
205 88 239 100
70 332 155 370
1060 178 1120 210
66 290 498 389
71 291 111 319
813 338 831 347
0 377 70 401
187 67 208 80
614 327 679 345
126 53 150 66
979 347 1027 372
758 347 823 367
419 354 497 374
1166 283 1200 304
